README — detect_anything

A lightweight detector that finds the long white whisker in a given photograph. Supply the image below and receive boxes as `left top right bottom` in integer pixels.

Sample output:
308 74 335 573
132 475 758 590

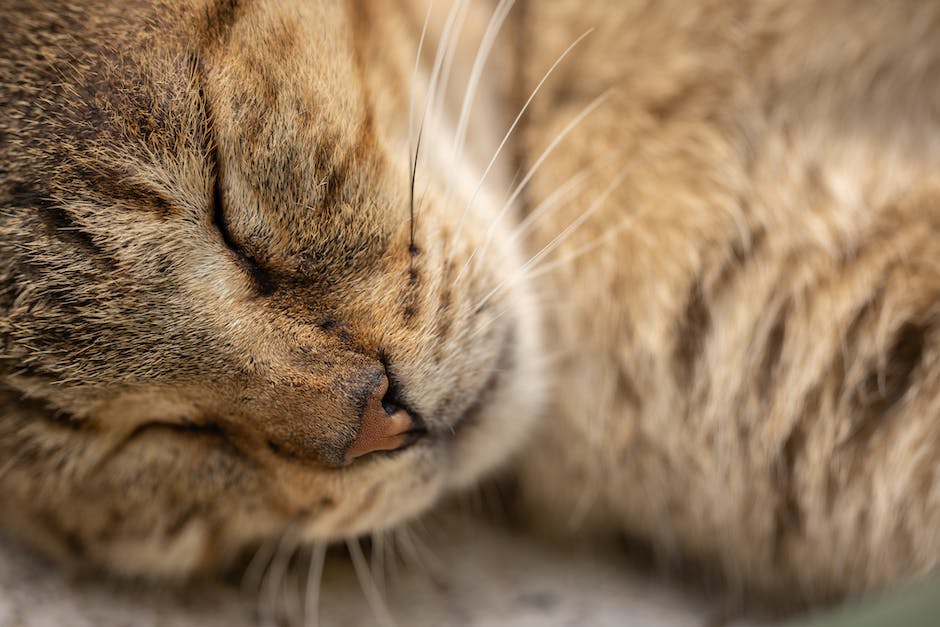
467 291 575 344
304 542 327 627
524 215 639 281
520 169 628 273
347 538 397 627
415 0 466 176
260 530 298 627
417 0 472 213
457 89 613 283
432 0 471 119
386 529 403 581
409 0 434 180
370 531 388 598
392 525 426 574
471 167 627 314
508 163 597 244
467 218 637 344
404 520 445 575
411 0 468 235
450 28 594 256
470 208 658 350
441 0 515 211
241 538 278 597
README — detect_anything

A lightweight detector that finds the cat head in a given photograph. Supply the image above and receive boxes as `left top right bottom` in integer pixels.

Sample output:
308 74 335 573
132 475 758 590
0 0 543 575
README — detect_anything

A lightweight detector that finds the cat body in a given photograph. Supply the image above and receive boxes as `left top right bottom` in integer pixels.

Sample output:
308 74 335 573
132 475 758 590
1 0 939 606
515 0 940 601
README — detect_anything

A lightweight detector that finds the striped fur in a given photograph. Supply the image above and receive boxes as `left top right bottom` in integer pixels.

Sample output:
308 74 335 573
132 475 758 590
0 0 543 577
1 0 939 609
514 0 940 603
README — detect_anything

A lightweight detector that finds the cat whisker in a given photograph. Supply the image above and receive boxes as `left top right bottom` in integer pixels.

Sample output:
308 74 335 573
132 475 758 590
385 528 404 581
518 172 626 270
498 124 624 277
390 525 427 576
259 529 299 627
370 530 388 598
432 0 471 127
303 542 327 627
408 519 447 575
467 222 629 346
450 28 594 258
470 166 627 315
508 161 599 245
410 123 425 253
440 0 515 219
469 200 660 350
524 212 641 282
408 0 435 250
468 293 579 345
457 89 613 284
414 0 466 182
347 537 397 627
417 0 472 217
408 4 466 252
241 537 279 599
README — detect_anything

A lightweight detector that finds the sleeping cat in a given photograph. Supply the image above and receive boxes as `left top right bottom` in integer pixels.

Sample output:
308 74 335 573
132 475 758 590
2 0 939 608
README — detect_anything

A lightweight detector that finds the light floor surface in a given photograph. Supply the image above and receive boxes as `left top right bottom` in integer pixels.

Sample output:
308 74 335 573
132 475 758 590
0 515 769 627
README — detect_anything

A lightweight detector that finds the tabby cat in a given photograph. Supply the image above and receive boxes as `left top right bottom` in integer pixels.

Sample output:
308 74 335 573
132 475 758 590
2 0 939 609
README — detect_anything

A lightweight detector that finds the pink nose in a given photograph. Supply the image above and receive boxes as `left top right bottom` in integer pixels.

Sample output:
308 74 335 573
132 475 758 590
343 375 421 464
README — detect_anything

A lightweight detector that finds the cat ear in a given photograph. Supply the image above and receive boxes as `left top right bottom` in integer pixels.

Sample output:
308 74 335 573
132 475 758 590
343 375 422 464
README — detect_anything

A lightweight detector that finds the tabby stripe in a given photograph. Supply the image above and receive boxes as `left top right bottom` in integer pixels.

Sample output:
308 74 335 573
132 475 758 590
72 163 177 218
673 279 711 386
757 299 790 399
9 182 116 267
845 321 927 448
434 263 455 344
771 383 816 566
709 224 765 298
201 0 246 50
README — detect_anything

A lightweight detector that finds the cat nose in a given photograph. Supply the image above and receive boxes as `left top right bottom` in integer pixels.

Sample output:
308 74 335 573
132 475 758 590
344 374 424 464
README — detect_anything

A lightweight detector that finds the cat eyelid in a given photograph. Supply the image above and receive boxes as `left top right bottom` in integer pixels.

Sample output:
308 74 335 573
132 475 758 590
193 53 275 296
209 152 276 296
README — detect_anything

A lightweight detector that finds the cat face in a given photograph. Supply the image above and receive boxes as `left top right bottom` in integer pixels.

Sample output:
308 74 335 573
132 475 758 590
0 0 542 575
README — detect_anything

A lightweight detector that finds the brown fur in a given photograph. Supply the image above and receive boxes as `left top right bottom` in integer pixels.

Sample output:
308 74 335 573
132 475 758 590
1 0 939 608
514 0 940 602
0 0 543 577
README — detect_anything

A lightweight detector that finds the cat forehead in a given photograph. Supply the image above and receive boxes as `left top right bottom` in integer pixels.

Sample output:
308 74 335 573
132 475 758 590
10 0 407 268
204 0 368 126
208 33 385 239
200 0 409 268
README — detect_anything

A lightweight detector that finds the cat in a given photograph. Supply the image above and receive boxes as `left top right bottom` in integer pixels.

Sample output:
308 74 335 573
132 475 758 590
2 0 939 610
512 0 940 603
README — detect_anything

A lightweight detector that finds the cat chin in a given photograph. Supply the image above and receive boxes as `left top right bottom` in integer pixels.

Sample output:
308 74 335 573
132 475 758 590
291 444 446 541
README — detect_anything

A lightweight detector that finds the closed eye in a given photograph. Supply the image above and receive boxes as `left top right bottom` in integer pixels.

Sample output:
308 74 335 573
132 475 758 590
192 52 274 296
209 162 275 296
